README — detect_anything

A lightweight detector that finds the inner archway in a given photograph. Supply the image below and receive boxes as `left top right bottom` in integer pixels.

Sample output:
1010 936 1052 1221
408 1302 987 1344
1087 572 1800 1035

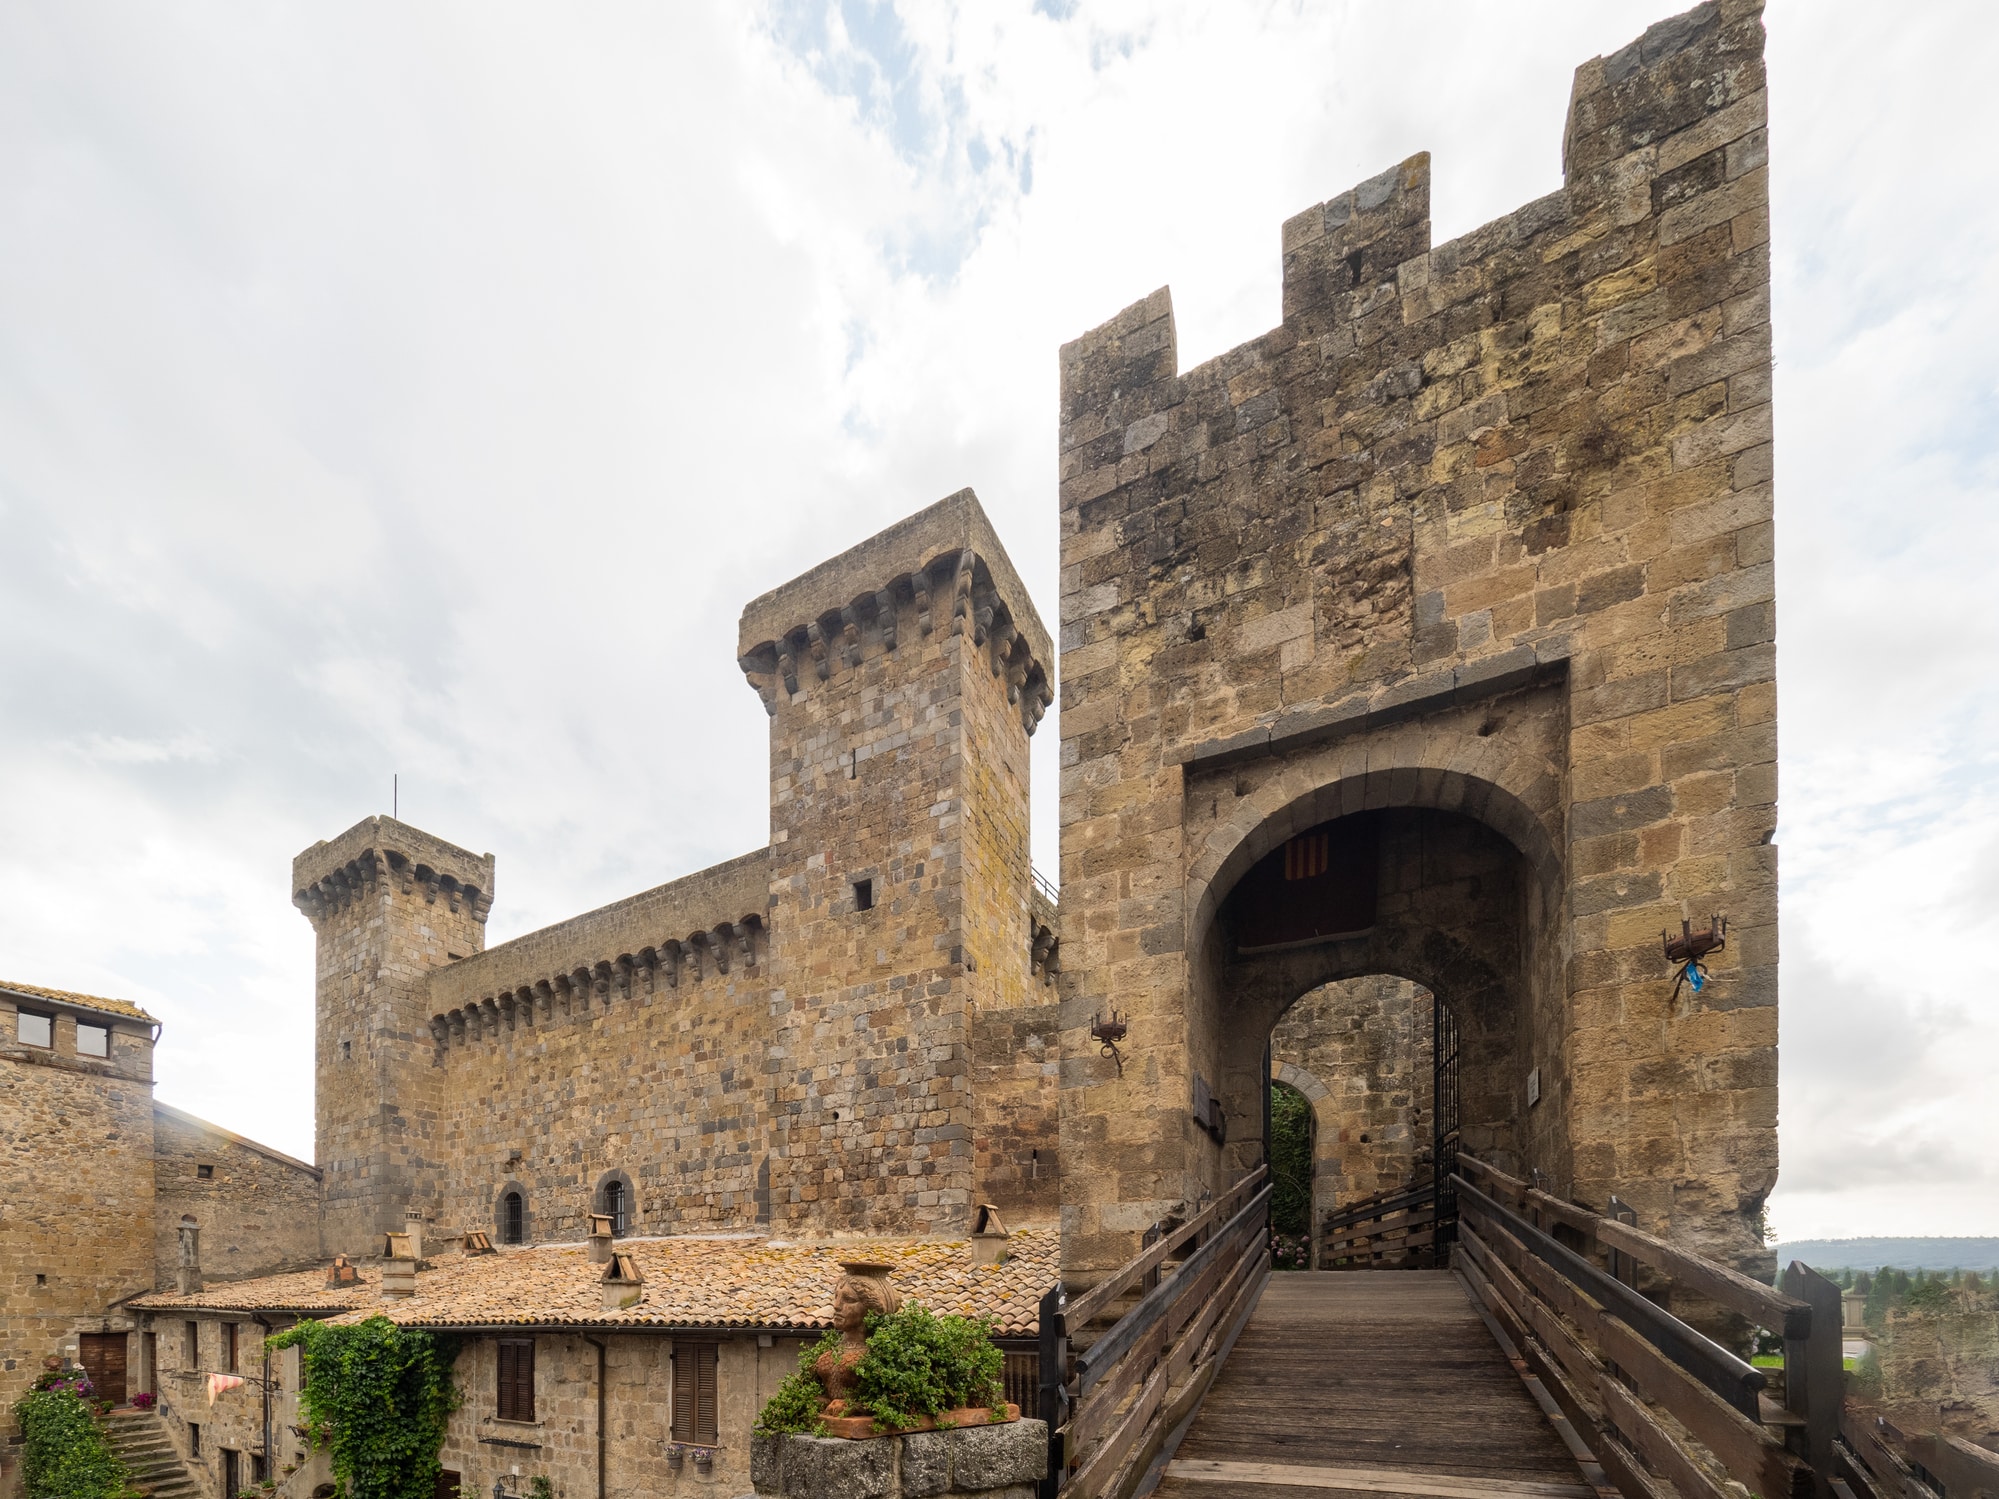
1273 976 1433 1255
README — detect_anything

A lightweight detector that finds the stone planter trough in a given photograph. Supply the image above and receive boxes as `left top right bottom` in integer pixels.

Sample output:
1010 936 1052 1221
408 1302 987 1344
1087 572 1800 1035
751 1418 1047 1499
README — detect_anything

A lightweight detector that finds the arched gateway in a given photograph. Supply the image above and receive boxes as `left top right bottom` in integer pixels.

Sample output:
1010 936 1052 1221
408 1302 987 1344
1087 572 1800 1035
1054 17 1779 1282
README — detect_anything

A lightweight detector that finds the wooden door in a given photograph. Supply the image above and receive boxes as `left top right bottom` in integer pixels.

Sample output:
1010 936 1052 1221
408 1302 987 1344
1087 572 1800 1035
79 1333 127 1405
435 1470 461 1499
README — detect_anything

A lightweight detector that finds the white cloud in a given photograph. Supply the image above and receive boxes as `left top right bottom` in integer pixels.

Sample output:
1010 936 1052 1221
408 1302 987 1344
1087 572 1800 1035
2 0 1995 1242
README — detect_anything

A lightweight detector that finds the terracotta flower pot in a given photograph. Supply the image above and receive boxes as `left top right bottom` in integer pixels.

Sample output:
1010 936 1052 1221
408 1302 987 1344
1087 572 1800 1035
818 1403 1020 1440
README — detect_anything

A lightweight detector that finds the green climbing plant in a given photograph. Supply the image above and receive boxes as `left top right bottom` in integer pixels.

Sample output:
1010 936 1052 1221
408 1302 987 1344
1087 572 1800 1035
14 1386 128 1499
268 1317 460 1499
753 1330 841 1436
1268 1079 1314 1247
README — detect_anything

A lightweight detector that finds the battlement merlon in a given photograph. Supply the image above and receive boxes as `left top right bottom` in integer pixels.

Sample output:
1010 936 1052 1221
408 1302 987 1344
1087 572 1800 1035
1059 0 1764 454
292 815 496 928
736 487 1055 732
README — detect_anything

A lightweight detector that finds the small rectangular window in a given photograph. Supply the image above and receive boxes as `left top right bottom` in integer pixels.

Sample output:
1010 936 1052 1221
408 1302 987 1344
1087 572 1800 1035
184 1321 199 1369
17 1011 52 1048
196 1164 214 1179
670 1341 720 1445
497 1339 535 1422
75 1022 110 1057
225 1322 239 1373
853 879 873 912
189 1422 201 1456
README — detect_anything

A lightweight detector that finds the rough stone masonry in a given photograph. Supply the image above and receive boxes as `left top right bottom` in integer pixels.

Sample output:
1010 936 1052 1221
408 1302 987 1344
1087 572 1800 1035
1055 0 1778 1279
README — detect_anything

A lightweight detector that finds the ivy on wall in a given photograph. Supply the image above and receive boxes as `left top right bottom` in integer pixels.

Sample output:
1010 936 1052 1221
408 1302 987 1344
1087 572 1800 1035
270 1317 460 1499
14 1387 128 1499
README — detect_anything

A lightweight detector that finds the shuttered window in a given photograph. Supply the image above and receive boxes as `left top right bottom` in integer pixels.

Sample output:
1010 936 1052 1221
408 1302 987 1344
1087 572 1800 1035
496 1339 535 1423
670 1342 719 1444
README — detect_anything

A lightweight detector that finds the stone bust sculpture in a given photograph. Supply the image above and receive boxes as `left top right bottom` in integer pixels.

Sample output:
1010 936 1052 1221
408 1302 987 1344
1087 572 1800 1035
812 1263 901 1416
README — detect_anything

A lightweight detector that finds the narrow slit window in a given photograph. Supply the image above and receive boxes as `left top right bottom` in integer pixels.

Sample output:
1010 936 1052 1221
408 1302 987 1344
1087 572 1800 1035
853 879 874 912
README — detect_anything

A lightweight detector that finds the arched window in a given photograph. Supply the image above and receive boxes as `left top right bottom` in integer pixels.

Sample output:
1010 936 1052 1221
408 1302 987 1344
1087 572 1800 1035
502 1192 524 1245
603 1178 628 1237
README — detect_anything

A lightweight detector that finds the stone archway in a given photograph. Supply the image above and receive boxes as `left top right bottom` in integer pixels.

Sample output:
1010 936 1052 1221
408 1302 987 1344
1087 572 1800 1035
1196 782 1560 1197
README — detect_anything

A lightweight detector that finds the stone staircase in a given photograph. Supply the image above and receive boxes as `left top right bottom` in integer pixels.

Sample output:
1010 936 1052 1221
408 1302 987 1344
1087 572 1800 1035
102 1408 205 1499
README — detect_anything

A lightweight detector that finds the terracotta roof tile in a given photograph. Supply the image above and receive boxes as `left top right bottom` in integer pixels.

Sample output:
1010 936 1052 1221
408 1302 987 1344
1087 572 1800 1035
130 1229 1058 1337
1 979 157 1024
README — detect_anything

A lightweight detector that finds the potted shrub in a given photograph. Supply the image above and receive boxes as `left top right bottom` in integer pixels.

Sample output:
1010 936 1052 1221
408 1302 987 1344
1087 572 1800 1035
755 1266 1015 1439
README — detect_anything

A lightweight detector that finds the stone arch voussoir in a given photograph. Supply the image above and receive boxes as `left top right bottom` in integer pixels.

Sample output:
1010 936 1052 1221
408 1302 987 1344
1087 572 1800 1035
1187 745 1564 954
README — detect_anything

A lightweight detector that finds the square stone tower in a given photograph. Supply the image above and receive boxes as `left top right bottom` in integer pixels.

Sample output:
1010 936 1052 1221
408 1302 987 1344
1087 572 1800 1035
738 488 1053 1235
293 818 493 1256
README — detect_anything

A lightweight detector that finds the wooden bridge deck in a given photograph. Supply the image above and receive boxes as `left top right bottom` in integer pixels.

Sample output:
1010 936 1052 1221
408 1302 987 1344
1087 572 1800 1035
1151 1270 1594 1499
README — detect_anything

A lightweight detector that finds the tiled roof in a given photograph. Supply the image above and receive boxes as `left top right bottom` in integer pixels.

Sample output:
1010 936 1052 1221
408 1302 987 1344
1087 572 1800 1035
0 979 157 1024
131 1264 371 1315
130 1229 1058 1337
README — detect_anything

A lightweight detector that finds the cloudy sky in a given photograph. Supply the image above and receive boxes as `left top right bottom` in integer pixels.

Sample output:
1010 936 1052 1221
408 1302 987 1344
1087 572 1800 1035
3 0 1994 1244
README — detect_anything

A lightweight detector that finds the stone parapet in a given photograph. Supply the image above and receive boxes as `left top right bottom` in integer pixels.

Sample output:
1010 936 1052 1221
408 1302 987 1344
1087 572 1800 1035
293 815 495 925
737 488 1052 735
423 844 769 1044
751 1420 1047 1499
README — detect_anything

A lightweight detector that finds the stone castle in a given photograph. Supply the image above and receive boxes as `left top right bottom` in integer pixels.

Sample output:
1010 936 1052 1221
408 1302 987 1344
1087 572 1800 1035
295 490 1063 1257
2 4 1777 1494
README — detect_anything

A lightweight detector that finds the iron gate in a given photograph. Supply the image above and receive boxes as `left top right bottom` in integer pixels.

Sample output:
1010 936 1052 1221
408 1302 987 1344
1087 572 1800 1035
1431 990 1461 1251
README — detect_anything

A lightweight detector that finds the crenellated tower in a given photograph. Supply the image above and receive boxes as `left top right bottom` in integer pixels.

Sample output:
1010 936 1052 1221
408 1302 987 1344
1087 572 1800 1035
293 817 493 1257
737 488 1054 1235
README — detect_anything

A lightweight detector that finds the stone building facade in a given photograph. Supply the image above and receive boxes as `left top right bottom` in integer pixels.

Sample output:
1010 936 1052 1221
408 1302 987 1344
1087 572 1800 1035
129 1227 1056 1499
0 980 320 1487
1055 0 1778 1278
295 490 1063 1260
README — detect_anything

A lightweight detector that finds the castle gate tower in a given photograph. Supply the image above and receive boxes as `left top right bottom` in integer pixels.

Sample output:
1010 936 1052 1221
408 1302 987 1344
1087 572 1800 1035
294 819 493 1256
1055 0 1778 1279
739 488 1055 1235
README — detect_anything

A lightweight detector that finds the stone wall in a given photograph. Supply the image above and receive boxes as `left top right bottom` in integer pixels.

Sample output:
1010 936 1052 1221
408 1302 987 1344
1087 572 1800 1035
437 1331 802 1499
1056 0 1778 1275
1272 976 1434 1232
419 852 773 1241
150 1313 313 1499
0 996 157 1445
969 1003 1062 1223
153 1105 323 1289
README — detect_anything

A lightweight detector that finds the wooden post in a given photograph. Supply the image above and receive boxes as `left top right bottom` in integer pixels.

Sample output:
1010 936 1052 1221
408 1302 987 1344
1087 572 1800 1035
1038 1282 1069 1499
1782 1260 1842 1499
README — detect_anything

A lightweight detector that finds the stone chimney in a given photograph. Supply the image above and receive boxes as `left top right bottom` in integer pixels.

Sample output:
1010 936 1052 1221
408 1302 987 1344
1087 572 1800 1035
587 1213 615 1265
381 1231 417 1299
176 1218 202 1295
970 1204 1009 1268
601 1251 645 1313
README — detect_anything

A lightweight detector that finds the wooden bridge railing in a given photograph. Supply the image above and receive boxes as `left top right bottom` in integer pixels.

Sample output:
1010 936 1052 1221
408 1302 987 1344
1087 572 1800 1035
1321 1177 1441 1269
1456 1151 1999 1499
1454 1151 1819 1499
1036 1164 1270 1499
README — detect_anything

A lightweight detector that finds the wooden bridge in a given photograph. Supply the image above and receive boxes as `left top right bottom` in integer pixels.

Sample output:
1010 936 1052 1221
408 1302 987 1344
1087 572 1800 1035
1035 1157 1999 1499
